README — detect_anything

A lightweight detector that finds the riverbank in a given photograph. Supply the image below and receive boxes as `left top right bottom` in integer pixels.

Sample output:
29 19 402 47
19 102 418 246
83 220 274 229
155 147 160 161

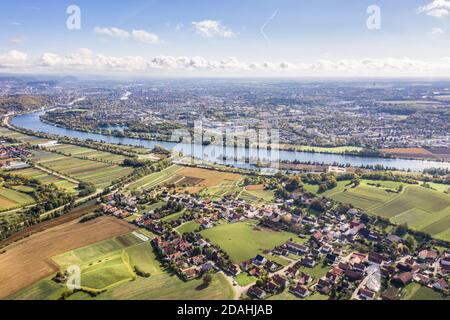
8 111 450 172
39 108 450 163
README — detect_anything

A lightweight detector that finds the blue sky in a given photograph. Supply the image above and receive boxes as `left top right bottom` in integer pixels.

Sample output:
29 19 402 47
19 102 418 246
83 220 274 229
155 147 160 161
1 0 450 76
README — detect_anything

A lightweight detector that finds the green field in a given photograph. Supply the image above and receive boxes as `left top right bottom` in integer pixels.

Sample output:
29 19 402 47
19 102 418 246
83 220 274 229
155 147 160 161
297 262 330 281
160 209 186 222
311 180 450 241
12 167 78 194
45 144 130 164
201 185 242 200
12 232 233 300
200 220 305 263
239 189 275 204
198 180 243 201
91 272 233 300
402 283 450 301
176 221 201 234
288 145 364 154
127 165 182 191
0 187 36 211
269 290 329 300
30 150 133 189
0 127 49 146
234 273 257 286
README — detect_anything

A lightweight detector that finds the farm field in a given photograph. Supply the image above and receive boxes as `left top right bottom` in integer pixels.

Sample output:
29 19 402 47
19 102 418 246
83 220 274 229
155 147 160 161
0 127 49 146
200 220 306 264
0 186 35 211
91 271 233 300
176 167 242 187
29 150 133 189
238 185 275 204
285 144 364 154
12 167 78 194
0 216 136 299
50 233 147 291
402 283 450 301
127 165 243 195
12 235 233 300
127 165 182 191
381 147 435 159
45 143 130 164
314 180 450 241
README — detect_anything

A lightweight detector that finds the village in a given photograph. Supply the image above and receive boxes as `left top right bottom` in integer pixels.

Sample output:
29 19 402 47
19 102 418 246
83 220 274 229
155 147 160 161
0 145 31 171
99 180 450 301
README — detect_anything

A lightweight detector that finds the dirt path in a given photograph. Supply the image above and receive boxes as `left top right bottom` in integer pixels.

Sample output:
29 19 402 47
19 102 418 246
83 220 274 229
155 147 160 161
34 163 80 185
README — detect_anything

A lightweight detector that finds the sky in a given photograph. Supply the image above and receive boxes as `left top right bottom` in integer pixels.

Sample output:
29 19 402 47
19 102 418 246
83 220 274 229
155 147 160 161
1 0 450 77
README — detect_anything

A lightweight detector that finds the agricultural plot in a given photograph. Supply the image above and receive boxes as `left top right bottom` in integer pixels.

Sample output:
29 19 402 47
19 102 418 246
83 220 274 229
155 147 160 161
0 127 49 145
177 167 242 187
0 217 136 299
12 234 233 300
0 187 35 211
45 144 129 164
287 144 364 154
239 185 275 204
91 271 233 300
128 166 243 200
402 283 450 301
127 165 183 191
316 180 450 241
12 167 78 194
322 182 398 211
200 220 305 264
30 150 133 189
201 184 242 200
50 233 147 291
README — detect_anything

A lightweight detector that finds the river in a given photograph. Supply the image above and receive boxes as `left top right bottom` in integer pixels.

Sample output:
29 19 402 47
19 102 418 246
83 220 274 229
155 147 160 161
11 111 450 172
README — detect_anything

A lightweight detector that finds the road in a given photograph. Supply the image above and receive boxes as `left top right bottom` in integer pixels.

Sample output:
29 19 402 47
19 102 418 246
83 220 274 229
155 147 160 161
351 266 379 300
33 164 80 185
219 254 299 300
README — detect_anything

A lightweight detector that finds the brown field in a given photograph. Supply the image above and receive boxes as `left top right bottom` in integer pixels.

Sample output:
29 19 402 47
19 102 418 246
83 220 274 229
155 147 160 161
0 197 16 208
0 216 136 299
178 176 205 185
245 184 265 191
180 186 205 194
381 148 434 159
177 167 241 187
0 201 100 249
425 147 450 161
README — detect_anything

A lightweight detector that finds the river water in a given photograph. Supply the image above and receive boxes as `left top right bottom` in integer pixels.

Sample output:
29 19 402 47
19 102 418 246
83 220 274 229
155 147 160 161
11 111 450 172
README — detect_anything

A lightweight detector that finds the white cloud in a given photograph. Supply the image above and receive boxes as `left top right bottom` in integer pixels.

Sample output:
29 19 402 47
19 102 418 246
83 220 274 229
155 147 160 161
418 0 450 18
131 30 161 44
192 20 236 38
5 49 450 77
430 27 445 34
94 27 161 44
94 27 130 39
0 50 28 68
